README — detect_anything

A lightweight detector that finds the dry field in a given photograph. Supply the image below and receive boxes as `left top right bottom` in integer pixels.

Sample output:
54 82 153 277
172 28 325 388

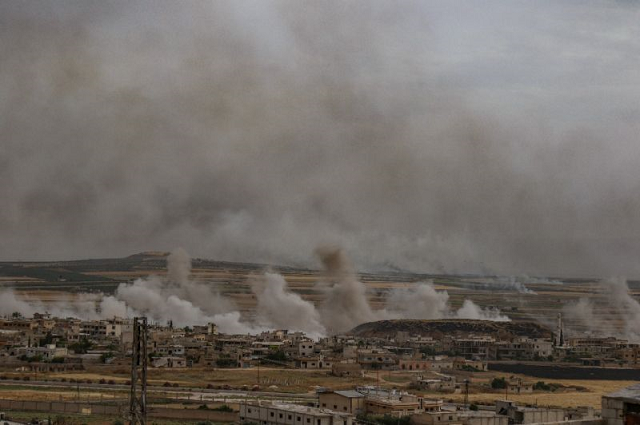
2 366 635 410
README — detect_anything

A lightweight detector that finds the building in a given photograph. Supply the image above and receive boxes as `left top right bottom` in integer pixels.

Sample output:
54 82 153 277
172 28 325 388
319 391 365 414
602 383 640 425
331 362 362 377
411 411 463 425
239 402 353 425
364 394 440 417
18 344 68 360
399 358 432 371
495 400 564 424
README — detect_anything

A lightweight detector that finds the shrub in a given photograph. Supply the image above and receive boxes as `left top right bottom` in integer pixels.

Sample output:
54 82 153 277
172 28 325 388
491 377 507 389
212 404 234 412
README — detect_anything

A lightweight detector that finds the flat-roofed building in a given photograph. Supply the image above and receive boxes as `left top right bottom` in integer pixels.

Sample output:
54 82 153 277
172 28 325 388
239 402 353 425
319 390 365 414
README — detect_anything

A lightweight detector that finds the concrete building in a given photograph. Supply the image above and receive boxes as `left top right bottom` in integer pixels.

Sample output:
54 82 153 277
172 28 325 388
319 390 365 414
602 383 640 425
239 402 353 425
411 411 464 425
495 400 564 424
331 362 362 377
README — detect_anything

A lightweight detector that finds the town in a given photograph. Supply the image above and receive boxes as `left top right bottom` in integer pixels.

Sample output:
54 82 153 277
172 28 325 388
0 312 638 424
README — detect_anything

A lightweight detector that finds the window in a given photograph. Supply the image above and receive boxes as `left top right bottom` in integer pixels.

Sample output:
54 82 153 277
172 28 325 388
449 416 453 420
317 420 321 425
343 407 347 411
322 404 326 407
297 416 301 422
334 405 337 409
280 414 283 419
271 412 274 417
307 419 311 423
288 415 292 420
248 409 252 413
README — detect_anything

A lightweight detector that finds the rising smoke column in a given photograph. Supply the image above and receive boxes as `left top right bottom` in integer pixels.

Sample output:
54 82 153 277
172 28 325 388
314 247 510 333
563 277 640 342
315 247 383 334
252 272 326 337
385 282 450 320
1 247 510 336
110 248 259 333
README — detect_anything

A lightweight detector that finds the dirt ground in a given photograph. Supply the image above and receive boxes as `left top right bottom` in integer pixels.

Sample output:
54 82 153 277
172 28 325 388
1 367 635 409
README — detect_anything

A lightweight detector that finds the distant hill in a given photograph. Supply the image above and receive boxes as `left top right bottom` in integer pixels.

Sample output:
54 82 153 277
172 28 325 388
349 319 552 339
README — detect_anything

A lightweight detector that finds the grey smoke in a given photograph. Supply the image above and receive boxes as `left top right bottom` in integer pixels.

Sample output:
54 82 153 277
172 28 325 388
252 272 326 337
1 247 509 335
316 247 381 334
317 247 509 333
2 2 640 277
563 277 640 342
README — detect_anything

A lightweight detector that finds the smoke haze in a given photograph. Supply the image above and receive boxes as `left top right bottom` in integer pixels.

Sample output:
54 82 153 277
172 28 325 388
0 248 510 336
2 2 640 277
564 278 640 342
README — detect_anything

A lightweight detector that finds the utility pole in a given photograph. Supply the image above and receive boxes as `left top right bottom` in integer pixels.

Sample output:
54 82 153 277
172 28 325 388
129 317 148 425
463 379 469 409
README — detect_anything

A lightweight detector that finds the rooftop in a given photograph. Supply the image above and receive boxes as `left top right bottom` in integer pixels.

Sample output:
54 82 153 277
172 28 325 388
605 383 640 403
334 390 365 398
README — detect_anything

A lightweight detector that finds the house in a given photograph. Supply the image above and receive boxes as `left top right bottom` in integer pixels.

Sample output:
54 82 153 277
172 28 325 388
331 362 362 377
319 390 365 414
239 402 353 425
602 383 640 425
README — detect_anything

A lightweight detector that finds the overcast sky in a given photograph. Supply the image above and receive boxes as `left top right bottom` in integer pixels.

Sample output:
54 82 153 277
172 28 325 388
1 1 640 277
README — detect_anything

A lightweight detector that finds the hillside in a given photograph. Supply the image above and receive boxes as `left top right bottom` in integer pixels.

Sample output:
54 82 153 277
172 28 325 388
349 319 553 339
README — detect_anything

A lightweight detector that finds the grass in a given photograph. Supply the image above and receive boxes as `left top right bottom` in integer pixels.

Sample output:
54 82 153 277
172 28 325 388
416 371 635 409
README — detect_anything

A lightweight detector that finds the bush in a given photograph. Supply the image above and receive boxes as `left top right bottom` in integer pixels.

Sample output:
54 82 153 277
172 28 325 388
212 404 234 412
113 420 125 425
68 338 93 354
469 404 479 411
534 381 550 391
356 414 411 425
491 377 507 389
264 350 287 363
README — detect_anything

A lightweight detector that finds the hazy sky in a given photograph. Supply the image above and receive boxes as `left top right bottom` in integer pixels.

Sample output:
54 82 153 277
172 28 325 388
1 1 640 277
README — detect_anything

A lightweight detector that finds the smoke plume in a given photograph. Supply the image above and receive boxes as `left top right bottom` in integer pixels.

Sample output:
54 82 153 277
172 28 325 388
1 247 510 336
2 2 640 277
563 277 640 342
252 272 326 337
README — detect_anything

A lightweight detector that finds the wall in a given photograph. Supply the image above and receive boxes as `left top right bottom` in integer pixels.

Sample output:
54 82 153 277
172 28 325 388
0 399 238 422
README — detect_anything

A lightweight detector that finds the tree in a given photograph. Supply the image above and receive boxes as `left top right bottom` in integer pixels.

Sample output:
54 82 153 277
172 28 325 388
68 338 93 354
264 350 287 362
491 377 507 389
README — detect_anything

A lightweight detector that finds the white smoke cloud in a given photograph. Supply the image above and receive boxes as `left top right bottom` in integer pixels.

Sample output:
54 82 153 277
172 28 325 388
252 272 326 337
494 277 537 294
1 247 510 336
563 277 640 342
386 283 450 320
455 299 509 322
385 281 510 323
